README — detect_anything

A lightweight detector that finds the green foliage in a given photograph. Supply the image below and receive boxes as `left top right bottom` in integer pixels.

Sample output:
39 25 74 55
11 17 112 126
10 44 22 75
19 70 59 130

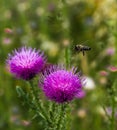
0 0 117 130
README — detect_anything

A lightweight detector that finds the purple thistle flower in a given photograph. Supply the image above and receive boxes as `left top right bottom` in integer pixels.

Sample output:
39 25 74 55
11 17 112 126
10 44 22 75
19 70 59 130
39 65 84 103
7 46 46 80
75 90 86 99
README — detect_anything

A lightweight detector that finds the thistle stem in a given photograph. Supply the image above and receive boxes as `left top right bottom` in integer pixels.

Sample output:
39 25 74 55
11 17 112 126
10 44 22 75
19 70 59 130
47 103 68 130
28 80 50 123
65 46 71 68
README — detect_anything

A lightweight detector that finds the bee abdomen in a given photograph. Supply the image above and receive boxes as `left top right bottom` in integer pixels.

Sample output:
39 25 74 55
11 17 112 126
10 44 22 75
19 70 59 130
83 46 91 51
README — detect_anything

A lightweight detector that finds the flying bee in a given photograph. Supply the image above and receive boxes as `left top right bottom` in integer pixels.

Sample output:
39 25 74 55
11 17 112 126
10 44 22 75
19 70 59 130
74 44 91 56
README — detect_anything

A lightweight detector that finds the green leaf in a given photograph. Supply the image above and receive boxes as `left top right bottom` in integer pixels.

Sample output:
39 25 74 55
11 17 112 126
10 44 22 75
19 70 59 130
16 86 25 97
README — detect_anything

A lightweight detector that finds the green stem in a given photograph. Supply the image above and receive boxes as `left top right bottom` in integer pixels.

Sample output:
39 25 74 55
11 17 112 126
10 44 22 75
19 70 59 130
57 104 68 130
28 80 51 123
65 46 71 68
111 88 115 130
102 106 111 121
56 104 64 130
47 103 68 130
110 81 116 130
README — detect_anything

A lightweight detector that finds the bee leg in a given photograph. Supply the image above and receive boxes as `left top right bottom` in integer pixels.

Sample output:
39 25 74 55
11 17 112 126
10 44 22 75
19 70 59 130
83 51 85 56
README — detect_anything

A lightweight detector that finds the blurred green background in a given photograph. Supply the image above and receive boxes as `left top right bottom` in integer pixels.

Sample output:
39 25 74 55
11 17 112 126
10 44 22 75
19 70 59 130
0 0 117 130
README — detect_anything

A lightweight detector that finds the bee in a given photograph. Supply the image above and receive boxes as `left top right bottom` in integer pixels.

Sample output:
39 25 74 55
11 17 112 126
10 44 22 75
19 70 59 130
74 44 91 56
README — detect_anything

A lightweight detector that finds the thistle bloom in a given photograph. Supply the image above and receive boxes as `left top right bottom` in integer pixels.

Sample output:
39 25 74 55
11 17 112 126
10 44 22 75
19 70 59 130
108 66 117 72
75 90 86 99
39 65 84 103
7 47 46 80
106 47 115 56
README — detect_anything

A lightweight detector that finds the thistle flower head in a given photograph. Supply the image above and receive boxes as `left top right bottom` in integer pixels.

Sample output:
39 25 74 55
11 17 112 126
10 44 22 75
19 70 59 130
7 46 46 80
39 65 84 103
